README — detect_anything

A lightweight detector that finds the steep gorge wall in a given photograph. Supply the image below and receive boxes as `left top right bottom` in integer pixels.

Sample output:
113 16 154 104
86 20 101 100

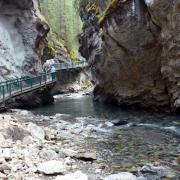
0 0 49 81
80 0 180 112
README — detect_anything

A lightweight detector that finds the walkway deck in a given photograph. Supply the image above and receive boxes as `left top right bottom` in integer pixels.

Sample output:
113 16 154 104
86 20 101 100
0 61 88 105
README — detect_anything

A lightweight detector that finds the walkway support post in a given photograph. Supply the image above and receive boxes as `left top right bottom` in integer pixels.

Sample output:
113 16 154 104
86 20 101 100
20 80 23 92
9 83 11 97
2 85 5 106
30 78 33 88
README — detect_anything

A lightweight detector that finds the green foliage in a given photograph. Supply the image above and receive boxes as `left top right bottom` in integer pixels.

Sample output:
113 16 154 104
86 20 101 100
69 49 80 60
85 1 100 16
84 79 92 88
48 32 67 52
39 0 83 60
48 42 56 57
98 0 119 26
47 32 67 57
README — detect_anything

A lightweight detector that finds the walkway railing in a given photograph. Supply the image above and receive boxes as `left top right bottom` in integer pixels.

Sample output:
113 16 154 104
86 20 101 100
0 61 88 104
0 73 56 104
53 60 88 70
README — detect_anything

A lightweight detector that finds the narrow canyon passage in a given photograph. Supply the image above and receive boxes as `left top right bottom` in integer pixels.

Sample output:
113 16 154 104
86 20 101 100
0 0 179 179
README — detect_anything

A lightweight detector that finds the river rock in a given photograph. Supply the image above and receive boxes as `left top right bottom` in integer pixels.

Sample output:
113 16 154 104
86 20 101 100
113 121 129 127
60 148 78 157
22 136 34 145
0 148 12 161
37 160 66 175
27 123 45 140
137 164 176 179
105 122 114 127
55 170 88 180
0 134 5 144
103 172 137 180
73 152 97 162
0 163 11 172
39 148 58 160
0 172 6 178
64 157 73 166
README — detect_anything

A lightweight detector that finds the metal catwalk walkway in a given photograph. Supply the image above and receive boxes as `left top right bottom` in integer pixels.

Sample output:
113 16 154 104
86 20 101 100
0 61 88 105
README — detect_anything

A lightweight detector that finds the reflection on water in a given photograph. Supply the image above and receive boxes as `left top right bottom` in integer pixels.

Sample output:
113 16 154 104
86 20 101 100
34 94 180 129
33 94 180 174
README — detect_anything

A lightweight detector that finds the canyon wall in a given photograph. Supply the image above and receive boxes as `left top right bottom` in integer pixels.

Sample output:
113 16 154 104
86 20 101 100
0 0 49 81
79 0 180 112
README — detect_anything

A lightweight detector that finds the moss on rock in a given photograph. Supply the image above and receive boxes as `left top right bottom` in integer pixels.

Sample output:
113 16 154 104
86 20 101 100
98 0 119 26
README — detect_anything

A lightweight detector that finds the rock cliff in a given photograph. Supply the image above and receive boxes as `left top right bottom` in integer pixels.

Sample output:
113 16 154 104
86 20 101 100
79 0 180 112
0 0 49 81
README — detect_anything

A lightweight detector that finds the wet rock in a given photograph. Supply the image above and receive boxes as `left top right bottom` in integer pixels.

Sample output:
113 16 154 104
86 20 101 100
105 122 114 127
55 170 88 180
73 152 97 162
37 160 66 175
27 123 45 140
137 164 176 179
113 121 129 127
103 172 137 180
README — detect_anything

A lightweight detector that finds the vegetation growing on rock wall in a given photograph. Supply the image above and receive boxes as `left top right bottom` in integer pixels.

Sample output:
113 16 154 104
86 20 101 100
98 0 119 26
76 0 119 26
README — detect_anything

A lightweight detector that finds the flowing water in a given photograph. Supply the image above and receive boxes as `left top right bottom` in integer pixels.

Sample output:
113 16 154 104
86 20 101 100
33 93 180 176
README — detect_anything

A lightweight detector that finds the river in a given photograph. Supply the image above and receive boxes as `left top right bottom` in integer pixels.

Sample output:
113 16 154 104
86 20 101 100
33 93 180 178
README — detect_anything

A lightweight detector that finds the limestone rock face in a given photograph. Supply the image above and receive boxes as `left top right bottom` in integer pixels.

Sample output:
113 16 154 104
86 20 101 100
80 0 180 112
0 0 49 81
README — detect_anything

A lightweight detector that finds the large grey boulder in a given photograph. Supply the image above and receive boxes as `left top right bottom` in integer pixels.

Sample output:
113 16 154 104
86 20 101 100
27 123 45 140
103 172 137 180
37 160 66 175
55 170 88 180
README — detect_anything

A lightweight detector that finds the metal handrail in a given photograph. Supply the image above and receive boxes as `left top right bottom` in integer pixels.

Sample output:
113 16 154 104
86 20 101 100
0 72 56 104
0 61 88 104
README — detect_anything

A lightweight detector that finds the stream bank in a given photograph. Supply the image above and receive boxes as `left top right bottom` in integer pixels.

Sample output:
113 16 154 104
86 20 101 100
0 93 179 179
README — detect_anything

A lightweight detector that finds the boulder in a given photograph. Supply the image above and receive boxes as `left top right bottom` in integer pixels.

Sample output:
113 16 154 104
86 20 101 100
55 170 88 180
0 148 12 161
103 172 137 180
27 123 45 140
37 160 66 175
113 121 129 127
73 152 97 162
137 164 177 179
22 136 34 145
39 148 58 160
